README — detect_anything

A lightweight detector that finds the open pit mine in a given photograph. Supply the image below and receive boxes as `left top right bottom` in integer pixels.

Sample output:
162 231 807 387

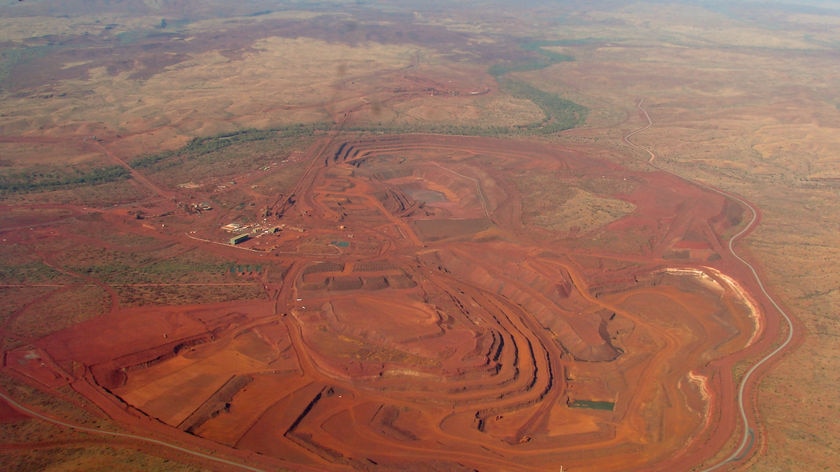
7 134 770 471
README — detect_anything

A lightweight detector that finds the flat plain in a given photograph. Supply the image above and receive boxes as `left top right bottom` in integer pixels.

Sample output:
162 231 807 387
1 1 838 471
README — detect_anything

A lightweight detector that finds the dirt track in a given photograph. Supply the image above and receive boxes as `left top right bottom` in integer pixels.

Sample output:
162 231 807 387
1 131 778 471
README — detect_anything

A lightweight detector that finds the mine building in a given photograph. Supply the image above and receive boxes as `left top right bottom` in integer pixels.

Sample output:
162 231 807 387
229 234 250 245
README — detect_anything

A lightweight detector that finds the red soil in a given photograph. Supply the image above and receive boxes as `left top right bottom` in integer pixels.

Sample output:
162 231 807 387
0 398 29 424
1 134 783 471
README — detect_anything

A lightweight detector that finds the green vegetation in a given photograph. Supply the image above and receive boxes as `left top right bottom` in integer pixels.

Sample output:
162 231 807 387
185 128 282 154
116 21 191 45
488 40 574 76
4 178 150 206
0 165 130 194
522 41 576 61
0 45 53 91
484 40 588 134
345 122 511 137
114 29 151 46
124 61 585 166
0 375 109 428
0 446 206 472
115 283 266 307
488 60 554 77
498 77 588 133
229 264 263 274
569 399 615 411
63 247 235 285
9 284 110 338
0 286 56 332
0 242 78 327
0 261 68 284
130 124 329 170
127 123 324 189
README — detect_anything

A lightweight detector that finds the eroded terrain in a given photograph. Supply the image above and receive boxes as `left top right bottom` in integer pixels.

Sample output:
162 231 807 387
2 1 839 471
4 134 767 471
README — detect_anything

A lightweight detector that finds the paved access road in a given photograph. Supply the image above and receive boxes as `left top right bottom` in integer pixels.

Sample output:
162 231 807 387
625 99 796 471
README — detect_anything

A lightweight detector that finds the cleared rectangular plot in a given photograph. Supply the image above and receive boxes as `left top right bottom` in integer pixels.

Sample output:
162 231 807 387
115 343 272 426
192 373 303 445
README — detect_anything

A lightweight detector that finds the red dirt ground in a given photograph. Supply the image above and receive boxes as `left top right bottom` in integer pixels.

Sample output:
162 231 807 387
1 133 781 471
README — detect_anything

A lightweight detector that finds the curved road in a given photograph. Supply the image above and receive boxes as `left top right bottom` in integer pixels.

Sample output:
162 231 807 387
624 99 796 471
0 103 794 471
0 388 266 472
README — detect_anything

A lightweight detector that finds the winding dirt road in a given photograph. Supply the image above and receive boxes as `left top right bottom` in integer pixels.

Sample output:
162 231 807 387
1 101 797 471
0 389 265 472
624 98 796 470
